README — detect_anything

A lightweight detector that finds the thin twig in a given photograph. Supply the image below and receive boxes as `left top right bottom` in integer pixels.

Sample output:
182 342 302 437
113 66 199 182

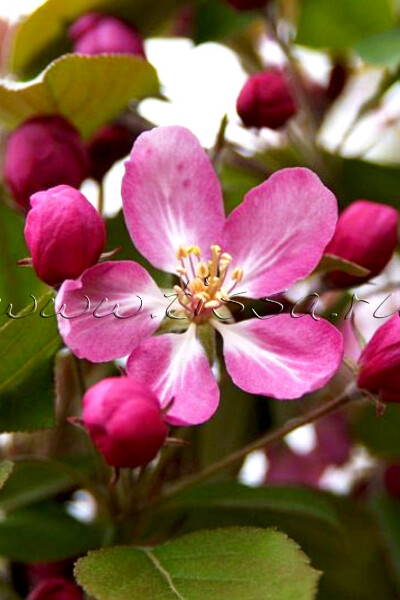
157 383 360 502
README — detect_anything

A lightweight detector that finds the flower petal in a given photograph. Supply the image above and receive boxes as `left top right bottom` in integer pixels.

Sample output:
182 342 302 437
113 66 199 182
122 126 225 272
56 261 166 362
214 315 343 399
222 168 337 298
127 324 219 426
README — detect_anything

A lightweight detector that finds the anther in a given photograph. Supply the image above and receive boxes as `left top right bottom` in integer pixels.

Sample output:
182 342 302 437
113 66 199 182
176 245 189 260
231 266 244 283
197 262 209 279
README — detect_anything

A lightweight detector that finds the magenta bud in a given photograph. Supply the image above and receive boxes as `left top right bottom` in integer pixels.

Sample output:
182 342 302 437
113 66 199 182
226 0 268 10
69 12 145 57
357 315 400 402
325 200 398 288
5 116 89 211
82 377 168 468
86 124 134 181
28 578 82 600
24 185 106 287
236 71 296 129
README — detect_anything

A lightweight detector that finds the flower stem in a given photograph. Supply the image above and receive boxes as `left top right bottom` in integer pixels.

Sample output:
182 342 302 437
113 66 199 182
158 383 361 501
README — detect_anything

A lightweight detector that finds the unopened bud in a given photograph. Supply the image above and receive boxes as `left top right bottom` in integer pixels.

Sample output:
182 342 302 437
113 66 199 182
82 377 167 468
24 185 106 286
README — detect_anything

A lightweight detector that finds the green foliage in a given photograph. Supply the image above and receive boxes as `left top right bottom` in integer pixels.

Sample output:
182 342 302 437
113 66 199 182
0 199 46 308
0 501 104 562
0 290 61 432
296 0 395 50
0 461 14 490
315 254 370 277
355 28 400 69
0 458 92 511
353 404 400 460
192 0 258 44
146 484 397 599
338 159 400 209
10 0 184 77
0 54 159 138
369 495 400 597
75 527 320 600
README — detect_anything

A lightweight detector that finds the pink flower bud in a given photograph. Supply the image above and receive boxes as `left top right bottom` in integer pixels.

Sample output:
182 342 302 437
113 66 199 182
357 315 400 403
28 578 82 600
69 12 145 57
5 116 89 211
236 71 296 129
82 377 168 468
24 185 106 286
226 0 268 9
325 200 398 288
86 124 134 181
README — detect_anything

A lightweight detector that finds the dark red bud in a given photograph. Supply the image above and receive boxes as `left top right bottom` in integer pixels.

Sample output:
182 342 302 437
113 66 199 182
24 185 106 286
82 377 168 468
5 115 89 211
28 578 83 600
325 200 398 288
69 12 145 57
357 315 400 401
237 70 296 129
86 123 134 181
226 0 268 10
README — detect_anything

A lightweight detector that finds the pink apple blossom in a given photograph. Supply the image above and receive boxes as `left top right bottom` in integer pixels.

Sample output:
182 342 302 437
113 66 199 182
56 126 343 426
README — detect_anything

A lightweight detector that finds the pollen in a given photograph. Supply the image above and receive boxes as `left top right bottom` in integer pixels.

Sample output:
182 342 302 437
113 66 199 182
174 243 244 321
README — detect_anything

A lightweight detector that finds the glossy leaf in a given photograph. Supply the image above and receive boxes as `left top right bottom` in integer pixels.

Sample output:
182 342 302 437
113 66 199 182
75 527 320 600
0 54 159 138
0 501 104 562
0 290 61 432
296 0 395 50
10 0 184 77
144 484 395 599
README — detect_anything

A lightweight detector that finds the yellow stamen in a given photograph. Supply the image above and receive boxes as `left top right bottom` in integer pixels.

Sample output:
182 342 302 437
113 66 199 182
176 245 189 260
231 266 244 283
197 262 209 279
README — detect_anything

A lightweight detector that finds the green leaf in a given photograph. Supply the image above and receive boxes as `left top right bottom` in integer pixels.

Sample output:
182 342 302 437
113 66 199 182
0 290 61 432
369 495 400 596
339 158 400 209
355 28 400 69
0 501 104 562
0 461 14 490
296 0 395 50
192 0 258 45
75 527 320 600
315 254 370 277
10 0 184 78
0 54 159 138
0 198 46 309
154 483 341 530
0 458 88 511
144 484 396 599
353 404 400 460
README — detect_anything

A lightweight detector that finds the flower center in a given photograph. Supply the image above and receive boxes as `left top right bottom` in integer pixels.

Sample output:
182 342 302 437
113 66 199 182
173 244 243 321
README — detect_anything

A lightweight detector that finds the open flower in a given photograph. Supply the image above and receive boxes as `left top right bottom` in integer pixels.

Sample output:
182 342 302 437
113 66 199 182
57 126 343 426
